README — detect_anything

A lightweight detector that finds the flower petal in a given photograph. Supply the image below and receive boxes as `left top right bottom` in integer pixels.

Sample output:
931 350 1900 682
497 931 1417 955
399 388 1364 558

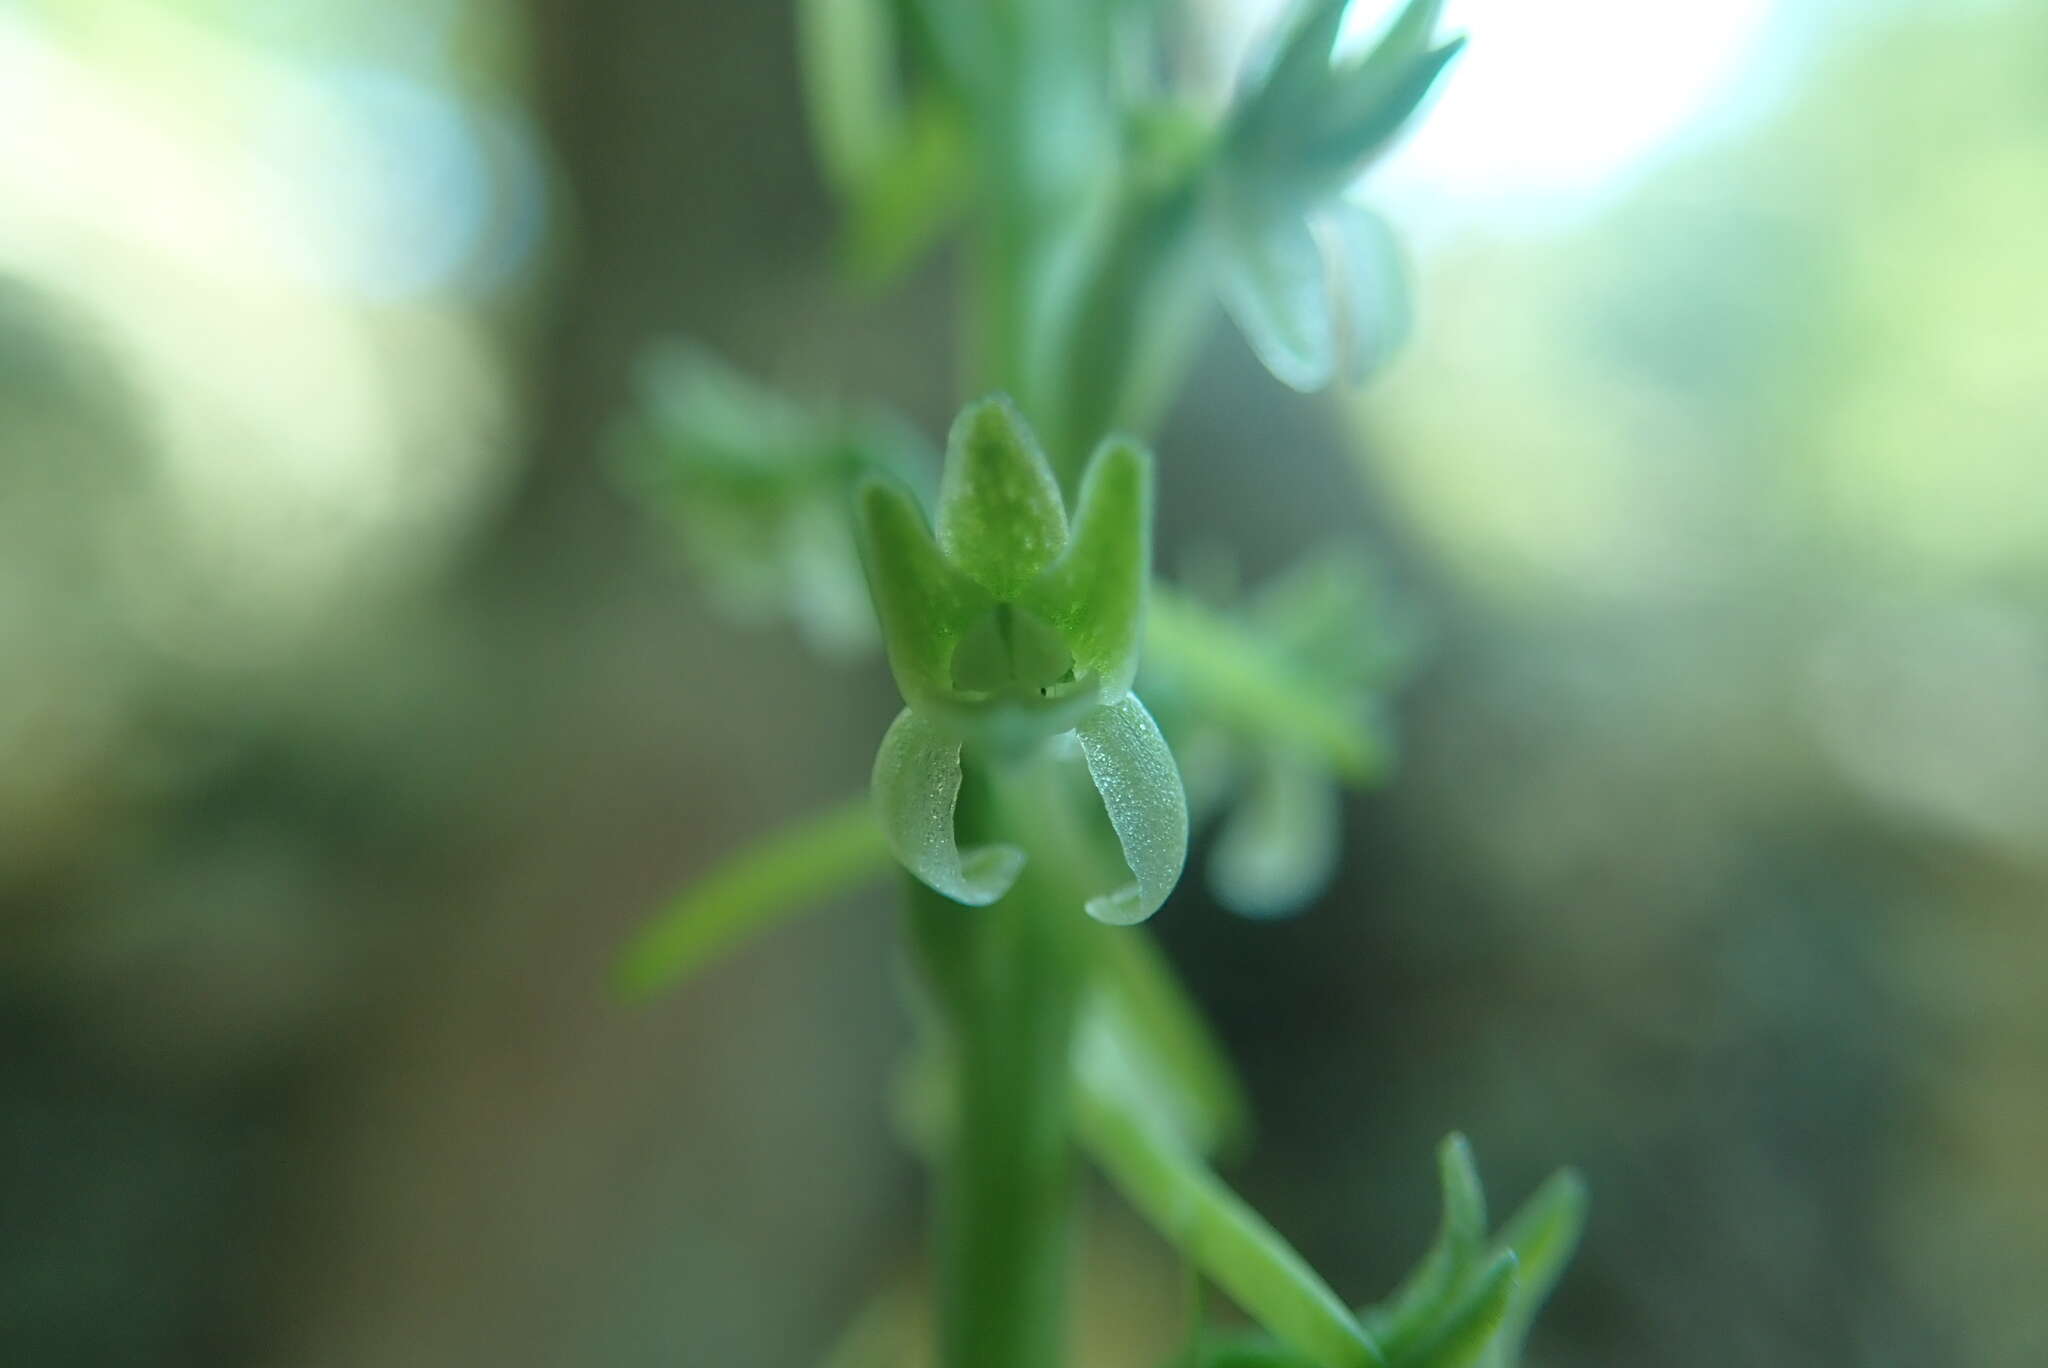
1074 695 1189 925
871 707 1024 905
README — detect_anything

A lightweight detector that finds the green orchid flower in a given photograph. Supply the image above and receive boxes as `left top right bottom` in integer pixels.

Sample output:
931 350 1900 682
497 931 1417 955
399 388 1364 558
614 344 933 654
858 395 1188 924
1212 0 1463 391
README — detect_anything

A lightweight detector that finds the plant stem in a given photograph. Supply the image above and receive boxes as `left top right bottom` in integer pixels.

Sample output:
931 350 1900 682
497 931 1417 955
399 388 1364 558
907 749 1103 1368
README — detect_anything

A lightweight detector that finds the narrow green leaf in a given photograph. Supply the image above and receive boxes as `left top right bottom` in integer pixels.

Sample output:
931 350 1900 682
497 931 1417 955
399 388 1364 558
1173 1333 1319 1368
1092 926 1251 1155
798 0 899 194
1074 694 1189 925
1363 1134 1487 1362
1077 1045 1385 1368
843 93 970 285
1021 438 1153 694
937 396 1069 598
1485 1170 1588 1366
1341 0 1443 78
856 478 993 710
613 796 891 1002
1215 199 1334 393
872 707 1025 906
1402 1250 1516 1368
1236 0 1349 132
1439 1135 1488 1262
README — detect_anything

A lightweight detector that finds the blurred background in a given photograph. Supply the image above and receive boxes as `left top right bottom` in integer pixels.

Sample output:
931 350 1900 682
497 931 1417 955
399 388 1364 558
4 0 2045 1364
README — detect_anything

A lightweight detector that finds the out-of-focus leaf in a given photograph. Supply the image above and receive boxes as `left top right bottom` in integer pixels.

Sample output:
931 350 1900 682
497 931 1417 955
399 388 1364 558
1021 438 1154 694
613 796 891 1002
1482 1170 1588 1366
871 706 1026 906
843 94 970 285
616 345 934 654
1090 926 1250 1154
1214 196 1334 392
1401 1251 1516 1368
1077 1033 1386 1368
1365 1135 1489 1360
1074 694 1189 925
1244 546 1410 687
937 395 1070 598
798 0 899 193
1234 0 1350 136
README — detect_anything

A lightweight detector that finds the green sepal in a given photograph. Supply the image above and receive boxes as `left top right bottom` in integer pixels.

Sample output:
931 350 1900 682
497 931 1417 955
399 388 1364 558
1484 1169 1588 1366
1321 0 1446 134
856 478 994 713
1230 0 1458 191
1074 694 1189 925
937 395 1070 599
871 706 1025 905
1019 437 1154 695
1307 38 1465 180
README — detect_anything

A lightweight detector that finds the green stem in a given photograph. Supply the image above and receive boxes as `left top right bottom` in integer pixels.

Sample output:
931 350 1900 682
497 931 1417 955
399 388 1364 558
906 750 1102 1368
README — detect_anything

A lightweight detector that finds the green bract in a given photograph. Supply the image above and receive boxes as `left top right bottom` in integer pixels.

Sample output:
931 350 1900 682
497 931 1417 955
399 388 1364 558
859 396 1188 923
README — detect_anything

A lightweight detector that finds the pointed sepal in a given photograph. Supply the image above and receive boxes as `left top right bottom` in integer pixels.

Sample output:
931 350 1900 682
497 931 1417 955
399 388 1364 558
856 479 993 711
936 395 1070 599
1019 437 1153 695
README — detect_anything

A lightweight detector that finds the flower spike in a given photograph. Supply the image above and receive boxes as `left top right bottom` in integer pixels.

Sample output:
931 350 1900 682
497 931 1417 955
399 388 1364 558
858 397 1188 920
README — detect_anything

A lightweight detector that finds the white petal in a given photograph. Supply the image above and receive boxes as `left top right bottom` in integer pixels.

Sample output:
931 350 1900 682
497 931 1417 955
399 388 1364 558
1075 695 1190 924
871 708 1024 905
